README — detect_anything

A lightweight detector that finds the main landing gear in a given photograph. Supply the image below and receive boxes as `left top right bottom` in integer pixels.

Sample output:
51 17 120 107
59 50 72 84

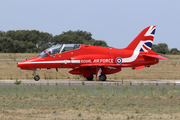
86 74 94 81
99 74 107 81
33 69 40 81
86 74 107 81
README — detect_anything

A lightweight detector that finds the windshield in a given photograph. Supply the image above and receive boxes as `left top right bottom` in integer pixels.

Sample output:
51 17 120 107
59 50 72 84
37 51 48 57
37 44 81 57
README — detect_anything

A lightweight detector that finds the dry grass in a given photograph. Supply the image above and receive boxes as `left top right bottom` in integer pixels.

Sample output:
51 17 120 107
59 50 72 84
0 53 180 80
163 54 180 60
1 109 179 120
115 61 180 80
0 53 37 60
0 86 180 119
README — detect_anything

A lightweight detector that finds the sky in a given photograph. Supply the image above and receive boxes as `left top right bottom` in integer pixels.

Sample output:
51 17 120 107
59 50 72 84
1 0 180 49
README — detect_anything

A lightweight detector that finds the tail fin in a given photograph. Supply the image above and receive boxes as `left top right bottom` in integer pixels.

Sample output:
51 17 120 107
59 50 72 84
125 26 156 52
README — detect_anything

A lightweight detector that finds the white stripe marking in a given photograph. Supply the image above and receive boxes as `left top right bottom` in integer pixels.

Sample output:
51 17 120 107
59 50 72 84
19 60 80 64
71 60 80 63
122 41 143 63
122 39 153 63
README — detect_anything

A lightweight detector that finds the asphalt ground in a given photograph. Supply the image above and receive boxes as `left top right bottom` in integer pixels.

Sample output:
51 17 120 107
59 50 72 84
0 79 180 88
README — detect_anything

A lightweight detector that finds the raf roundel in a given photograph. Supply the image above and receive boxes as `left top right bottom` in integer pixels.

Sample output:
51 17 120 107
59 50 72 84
116 57 122 64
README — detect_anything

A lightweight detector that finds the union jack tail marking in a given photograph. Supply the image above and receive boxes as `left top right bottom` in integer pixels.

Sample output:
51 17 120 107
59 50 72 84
125 26 156 52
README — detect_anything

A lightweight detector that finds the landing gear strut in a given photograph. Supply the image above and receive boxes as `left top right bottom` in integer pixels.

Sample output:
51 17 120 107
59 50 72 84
33 69 40 81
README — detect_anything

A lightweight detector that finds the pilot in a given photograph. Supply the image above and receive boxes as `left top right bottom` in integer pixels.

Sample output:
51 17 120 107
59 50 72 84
48 51 52 55
73 44 79 49
54 49 59 54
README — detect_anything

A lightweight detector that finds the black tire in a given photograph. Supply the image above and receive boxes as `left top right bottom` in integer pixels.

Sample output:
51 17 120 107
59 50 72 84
86 74 94 81
99 74 106 81
34 75 40 81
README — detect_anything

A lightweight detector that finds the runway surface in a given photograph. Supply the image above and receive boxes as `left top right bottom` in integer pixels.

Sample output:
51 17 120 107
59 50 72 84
1 79 180 86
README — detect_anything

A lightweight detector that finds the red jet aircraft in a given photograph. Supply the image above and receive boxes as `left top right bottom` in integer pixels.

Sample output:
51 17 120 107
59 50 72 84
17 26 170 81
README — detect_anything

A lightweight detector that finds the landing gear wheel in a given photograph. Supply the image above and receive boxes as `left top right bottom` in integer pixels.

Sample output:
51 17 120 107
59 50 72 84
99 74 107 81
34 75 40 81
86 74 94 81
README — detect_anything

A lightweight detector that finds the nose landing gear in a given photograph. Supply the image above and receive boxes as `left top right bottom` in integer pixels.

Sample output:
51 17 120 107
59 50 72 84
33 69 40 81
34 75 40 81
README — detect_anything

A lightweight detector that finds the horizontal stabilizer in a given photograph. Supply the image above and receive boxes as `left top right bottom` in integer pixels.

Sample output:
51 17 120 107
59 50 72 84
143 54 171 61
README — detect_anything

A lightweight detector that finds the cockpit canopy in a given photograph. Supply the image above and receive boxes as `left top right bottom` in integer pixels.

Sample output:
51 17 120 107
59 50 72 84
37 44 80 57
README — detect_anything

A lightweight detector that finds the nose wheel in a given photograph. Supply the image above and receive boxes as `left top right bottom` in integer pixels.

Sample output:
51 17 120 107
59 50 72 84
34 75 40 81
33 69 40 81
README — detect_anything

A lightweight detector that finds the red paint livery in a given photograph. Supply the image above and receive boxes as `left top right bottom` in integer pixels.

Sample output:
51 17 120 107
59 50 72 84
17 26 170 81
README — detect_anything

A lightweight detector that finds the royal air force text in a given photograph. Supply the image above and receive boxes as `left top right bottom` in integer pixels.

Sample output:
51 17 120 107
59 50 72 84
81 59 113 63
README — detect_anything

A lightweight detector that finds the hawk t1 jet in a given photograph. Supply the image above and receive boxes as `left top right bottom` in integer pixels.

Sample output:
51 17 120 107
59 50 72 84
17 26 170 81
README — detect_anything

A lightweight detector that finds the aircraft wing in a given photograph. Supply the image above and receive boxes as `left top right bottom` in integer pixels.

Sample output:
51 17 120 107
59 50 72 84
143 54 171 61
80 63 129 67
81 64 119 67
